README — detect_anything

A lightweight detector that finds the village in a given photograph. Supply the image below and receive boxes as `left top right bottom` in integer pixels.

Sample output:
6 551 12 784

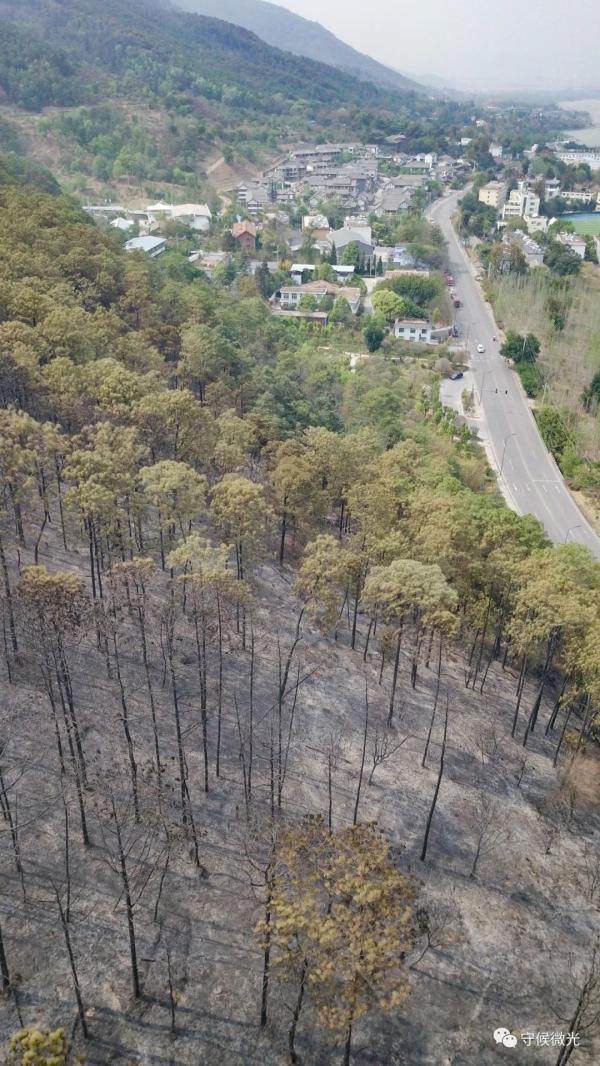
83 130 600 346
83 135 475 338
476 142 600 269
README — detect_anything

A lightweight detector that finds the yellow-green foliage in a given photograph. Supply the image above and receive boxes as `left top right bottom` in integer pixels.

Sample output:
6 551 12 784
260 819 417 1044
8 1027 84 1066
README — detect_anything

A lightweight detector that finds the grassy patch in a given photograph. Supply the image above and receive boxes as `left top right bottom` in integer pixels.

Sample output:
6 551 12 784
569 215 600 235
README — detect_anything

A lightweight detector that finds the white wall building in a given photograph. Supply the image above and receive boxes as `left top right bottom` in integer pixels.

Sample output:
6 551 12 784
393 319 453 344
503 230 544 268
544 179 561 199
526 216 552 234
554 149 600 171
556 232 587 259
502 187 540 220
145 202 212 232
124 236 166 257
278 281 361 314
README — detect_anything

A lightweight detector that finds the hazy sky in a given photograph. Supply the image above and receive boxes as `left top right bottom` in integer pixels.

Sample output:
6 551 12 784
270 0 600 92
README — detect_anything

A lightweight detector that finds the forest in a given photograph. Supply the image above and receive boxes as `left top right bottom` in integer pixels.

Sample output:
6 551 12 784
0 0 487 195
1 155 600 1066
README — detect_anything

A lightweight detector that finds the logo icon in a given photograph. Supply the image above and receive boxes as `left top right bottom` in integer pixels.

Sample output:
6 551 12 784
494 1028 518 1048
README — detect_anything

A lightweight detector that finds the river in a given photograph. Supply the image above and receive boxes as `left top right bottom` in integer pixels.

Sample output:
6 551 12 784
559 98 600 146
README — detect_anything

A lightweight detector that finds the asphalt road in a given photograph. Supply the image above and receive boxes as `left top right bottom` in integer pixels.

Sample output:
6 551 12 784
429 191 600 556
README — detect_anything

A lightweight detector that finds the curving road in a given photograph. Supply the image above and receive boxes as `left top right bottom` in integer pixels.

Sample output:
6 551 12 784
428 191 600 556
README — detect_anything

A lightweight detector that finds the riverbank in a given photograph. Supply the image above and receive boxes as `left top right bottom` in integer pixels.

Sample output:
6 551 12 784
559 97 600 146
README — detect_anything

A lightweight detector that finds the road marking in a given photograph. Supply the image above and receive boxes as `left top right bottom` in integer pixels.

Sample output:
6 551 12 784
437 192 600 555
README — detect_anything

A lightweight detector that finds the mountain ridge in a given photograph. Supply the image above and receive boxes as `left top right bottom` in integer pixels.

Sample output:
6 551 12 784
174 0 423 94
0 0 466 196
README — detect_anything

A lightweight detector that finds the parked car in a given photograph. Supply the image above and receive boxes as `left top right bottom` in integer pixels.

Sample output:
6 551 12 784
477 344 485 354
449 371 464 380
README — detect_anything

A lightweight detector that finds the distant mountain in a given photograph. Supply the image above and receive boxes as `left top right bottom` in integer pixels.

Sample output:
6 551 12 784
0 0 415 115
174 0 422 93
0 0 468 194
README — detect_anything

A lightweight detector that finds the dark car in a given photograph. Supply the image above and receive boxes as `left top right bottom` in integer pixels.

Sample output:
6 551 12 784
449 371 464 380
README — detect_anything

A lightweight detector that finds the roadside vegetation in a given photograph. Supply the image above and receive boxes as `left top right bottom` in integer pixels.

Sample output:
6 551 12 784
491 269 600 504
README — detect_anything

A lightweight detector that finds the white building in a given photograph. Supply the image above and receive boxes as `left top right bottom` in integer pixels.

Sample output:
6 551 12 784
490 143 503 160
393 319 453 344
302 214 330 237
343 216 372 244
290 264 317 284
556 232 587 259
277 280 361 315
502 186 540 221
553 148 600 171
526 216 552 234
146 201 172 214
544 179 561 199
503 230 544 268
169 204 212 232
124 235 166 257
110 217 134 232
145 202 212 232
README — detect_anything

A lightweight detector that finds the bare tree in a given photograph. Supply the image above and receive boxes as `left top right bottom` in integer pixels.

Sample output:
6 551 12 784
421 701 449 863
353 683 369 826
52 883 89 1038
469 791 506 878
244 821 282 1029
422 632 443 768
409 892 462 969
540 779 578 855
515 753 528 789
164 939 177 1037
580 846 600 907
554 939 600 1065
102 797 159 999
474 721 500 765
322 730 345 832
368 727 406 786
0 914 10 991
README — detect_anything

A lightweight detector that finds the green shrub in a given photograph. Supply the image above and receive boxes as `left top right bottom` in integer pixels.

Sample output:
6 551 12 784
516 362 543 398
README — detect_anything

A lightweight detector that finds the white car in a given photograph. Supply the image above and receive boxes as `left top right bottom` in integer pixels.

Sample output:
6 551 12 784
477 343 485 354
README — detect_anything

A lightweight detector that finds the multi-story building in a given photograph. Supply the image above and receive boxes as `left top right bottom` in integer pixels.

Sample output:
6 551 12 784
553 148 600 171
478 181 508 210
544 178 561 199
502 186 540 220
